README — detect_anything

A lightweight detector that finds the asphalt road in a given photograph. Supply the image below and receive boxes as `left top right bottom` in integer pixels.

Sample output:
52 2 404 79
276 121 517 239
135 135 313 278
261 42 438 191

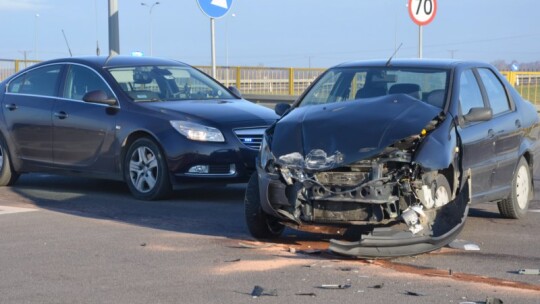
0 173 539 304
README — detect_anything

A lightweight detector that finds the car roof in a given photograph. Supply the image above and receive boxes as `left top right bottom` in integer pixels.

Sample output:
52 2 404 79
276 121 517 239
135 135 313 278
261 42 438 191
334 59 490 70
40 56 191 69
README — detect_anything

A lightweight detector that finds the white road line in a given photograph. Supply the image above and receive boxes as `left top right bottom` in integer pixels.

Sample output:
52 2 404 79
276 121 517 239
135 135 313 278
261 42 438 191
0 206 37 215
529 209 540 213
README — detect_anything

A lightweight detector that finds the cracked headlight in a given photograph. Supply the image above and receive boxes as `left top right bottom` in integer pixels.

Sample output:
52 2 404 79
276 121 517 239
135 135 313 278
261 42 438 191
170 121 225 142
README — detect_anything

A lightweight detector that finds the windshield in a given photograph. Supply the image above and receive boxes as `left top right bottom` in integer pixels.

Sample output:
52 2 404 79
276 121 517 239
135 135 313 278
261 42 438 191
108 65 235 102
300 67 449 109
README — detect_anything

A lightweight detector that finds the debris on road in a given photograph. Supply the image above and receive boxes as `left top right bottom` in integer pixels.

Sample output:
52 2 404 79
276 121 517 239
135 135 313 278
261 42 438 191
369 283 384 289
237 242 273 249
459 297 504 304
224 258 241 263
448 239 480 251
317 284 351 289
295 292 316 297
140 243 147 247
250 285 277 298
517 269 540 275
404 290 425 296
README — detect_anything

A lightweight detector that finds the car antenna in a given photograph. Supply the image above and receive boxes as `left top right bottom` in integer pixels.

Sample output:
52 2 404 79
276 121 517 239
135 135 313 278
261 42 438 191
386 43 403 66
61 29 73 57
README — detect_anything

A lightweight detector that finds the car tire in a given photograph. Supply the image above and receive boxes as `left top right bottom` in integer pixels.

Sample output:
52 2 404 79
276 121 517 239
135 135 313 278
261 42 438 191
0 137 19 186
124 137 171 200
245 173 285 239
498 157 531 219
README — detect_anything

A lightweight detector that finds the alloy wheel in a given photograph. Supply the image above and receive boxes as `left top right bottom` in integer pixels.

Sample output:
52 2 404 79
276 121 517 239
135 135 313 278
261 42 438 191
129 146 159 193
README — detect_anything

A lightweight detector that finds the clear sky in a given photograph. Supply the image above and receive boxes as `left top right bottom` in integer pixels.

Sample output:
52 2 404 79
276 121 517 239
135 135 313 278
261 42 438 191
0 0 538 68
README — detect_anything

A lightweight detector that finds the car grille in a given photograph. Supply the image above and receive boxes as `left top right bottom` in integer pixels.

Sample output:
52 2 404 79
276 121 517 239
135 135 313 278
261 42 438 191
233 127 266 150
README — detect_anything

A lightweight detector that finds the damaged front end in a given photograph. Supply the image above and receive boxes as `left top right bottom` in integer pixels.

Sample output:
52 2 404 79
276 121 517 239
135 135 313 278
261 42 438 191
257 101 470 257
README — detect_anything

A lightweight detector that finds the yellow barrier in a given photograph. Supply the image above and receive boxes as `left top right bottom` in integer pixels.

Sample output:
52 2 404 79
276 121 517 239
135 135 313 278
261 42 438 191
0 59 538 104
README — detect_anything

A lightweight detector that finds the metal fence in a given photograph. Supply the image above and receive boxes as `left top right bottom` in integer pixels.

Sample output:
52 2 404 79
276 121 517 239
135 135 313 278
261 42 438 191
1 59 539 104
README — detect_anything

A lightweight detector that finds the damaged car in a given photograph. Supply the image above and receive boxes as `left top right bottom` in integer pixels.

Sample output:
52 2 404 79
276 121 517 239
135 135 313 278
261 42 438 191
245 59 539 258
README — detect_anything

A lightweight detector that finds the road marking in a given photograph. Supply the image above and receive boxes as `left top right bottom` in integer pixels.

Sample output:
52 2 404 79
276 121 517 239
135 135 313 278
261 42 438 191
0 206 37 215
529 209 540 213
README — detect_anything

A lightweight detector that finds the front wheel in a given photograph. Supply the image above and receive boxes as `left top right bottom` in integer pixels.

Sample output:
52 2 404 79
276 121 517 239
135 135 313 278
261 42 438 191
124 138 171 200
245 173 285 239
498 157 531 219
0 137 19 186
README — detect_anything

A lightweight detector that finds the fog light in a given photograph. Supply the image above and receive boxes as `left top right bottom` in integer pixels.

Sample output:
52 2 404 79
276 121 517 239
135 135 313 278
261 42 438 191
188 165 209 174
229 164 236 174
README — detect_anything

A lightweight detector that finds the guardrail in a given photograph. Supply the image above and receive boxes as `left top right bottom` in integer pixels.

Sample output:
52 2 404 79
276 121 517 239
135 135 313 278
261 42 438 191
0 59 538 104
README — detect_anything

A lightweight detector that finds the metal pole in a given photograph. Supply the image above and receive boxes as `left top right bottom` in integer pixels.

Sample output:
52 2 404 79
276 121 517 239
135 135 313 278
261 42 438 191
34 14 39 60
150 10 153 56
108 0 120 56
418 25 423 59
211 18 216 78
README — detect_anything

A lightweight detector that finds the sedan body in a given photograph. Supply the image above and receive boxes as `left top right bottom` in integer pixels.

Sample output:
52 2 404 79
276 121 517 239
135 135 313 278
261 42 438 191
0 56 277 199
245 59 539 257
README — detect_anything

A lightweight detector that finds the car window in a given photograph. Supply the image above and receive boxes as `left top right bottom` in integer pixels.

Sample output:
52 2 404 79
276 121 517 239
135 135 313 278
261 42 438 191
7 64 62 97
299 67 449 108
108 66 234 102
477 68 510 115
63 65 114 101
459 69 485 115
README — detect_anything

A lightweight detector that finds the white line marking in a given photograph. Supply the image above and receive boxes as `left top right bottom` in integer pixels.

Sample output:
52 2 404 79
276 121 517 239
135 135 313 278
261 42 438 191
0 206 37 215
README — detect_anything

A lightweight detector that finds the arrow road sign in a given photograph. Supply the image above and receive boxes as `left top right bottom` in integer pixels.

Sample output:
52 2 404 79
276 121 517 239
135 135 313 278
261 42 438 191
197 0 233 19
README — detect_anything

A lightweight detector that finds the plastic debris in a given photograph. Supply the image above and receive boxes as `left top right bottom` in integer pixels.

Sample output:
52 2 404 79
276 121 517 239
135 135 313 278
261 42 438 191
250 286 277 298
448 239 480 251
369 283 384 289
317 284 351 289
289 247 296 254
295 292 316 297
485 297 504 304
517 269 540 275
405 291 425 296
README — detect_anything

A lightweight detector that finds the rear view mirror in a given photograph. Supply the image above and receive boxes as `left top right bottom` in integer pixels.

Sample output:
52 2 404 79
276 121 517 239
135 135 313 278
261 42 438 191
464 107 492 123
82 90 117 106
228 86 242 98
275 103 291 116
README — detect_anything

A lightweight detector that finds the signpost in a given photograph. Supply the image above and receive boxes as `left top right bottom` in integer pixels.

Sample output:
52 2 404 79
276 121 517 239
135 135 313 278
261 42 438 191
408 0 437 58
196 0 234 78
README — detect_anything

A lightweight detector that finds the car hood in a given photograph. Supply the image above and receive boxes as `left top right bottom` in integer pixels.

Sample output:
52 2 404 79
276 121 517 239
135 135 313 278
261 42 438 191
270 95 442 167
142 99 278 125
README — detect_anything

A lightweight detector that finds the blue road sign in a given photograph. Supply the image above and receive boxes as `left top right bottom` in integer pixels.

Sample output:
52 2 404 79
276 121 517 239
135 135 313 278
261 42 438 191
196 0 233 19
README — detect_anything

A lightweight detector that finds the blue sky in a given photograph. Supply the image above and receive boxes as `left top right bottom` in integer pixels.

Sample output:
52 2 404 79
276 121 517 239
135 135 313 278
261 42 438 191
0 0 538 68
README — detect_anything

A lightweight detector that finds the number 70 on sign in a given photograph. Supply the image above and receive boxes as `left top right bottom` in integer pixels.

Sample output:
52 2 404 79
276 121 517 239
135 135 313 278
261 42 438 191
408 0 437 26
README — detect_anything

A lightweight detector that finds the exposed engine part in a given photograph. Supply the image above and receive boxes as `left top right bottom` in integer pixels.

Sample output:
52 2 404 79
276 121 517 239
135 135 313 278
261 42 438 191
401 205 426 234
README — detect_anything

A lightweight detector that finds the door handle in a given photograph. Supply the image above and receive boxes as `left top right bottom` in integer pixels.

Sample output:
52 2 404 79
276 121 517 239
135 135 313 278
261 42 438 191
4 104 17 111
487 129 495 139
515 119 522 128
53 111 68 119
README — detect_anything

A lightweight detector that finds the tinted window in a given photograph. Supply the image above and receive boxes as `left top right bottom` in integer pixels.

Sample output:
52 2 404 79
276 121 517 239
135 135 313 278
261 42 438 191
459 69 484 115
63 65 113 101
477 68 510 115
7 65 61 97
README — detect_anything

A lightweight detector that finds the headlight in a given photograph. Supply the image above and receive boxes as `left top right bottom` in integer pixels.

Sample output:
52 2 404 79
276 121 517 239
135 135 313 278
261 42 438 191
170 121 225 142
259 135 274 169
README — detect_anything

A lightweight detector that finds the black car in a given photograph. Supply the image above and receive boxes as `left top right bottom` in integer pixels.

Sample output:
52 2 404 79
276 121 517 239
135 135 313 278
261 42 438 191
0 56 277 200
245 59 539 257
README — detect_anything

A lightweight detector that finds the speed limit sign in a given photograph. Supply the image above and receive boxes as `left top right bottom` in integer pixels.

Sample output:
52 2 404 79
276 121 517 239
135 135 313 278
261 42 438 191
408 0 437 26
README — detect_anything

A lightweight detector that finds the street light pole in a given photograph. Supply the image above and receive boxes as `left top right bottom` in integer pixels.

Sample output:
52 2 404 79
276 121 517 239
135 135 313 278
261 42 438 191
141 2 160 56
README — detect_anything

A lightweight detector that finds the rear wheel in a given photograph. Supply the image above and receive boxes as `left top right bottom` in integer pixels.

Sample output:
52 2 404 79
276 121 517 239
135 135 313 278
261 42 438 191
0 137 19 186
498 157 531 219
124 138 171 200
245 173 285 239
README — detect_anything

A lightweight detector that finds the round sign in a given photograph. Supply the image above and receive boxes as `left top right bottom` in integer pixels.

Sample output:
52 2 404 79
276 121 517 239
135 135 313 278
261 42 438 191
408 0 437 26
196 0 234 19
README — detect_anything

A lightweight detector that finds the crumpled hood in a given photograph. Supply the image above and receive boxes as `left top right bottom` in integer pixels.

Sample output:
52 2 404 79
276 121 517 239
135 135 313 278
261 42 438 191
270 95 441 167
143 99 278 124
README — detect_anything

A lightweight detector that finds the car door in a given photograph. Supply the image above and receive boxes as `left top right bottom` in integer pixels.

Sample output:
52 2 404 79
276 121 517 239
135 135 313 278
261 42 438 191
53 64 117 171
476 68 521 197
2 64 63 165
455 69 497 202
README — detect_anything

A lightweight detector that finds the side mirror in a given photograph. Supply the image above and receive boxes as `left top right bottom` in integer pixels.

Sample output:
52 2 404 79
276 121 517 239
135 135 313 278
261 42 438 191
464 107 492 123
82 90 117 106
228 86 242 98
274 103 291 116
